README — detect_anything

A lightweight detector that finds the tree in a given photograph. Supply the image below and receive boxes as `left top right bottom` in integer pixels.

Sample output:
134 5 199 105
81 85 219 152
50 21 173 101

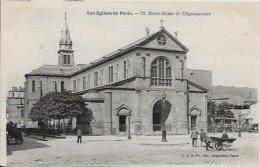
29 91 92 125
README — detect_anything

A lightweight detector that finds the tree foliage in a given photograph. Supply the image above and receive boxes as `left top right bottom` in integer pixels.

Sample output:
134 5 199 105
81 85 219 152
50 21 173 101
29 91 92 122
208 101 234 120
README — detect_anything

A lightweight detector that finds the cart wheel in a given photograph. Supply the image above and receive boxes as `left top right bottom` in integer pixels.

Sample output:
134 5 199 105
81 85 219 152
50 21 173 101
215 141 223 150
223 141 230 150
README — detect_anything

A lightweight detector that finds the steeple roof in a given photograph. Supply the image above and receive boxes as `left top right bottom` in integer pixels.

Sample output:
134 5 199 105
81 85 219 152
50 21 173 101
59 12 72 45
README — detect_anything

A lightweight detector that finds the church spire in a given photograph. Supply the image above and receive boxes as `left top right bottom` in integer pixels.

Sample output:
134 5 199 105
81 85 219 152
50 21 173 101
58 12 74 67
59 11 72 47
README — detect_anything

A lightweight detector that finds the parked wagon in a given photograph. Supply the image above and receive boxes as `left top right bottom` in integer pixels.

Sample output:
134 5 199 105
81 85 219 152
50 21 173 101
210 137 236 150
6 122 23 144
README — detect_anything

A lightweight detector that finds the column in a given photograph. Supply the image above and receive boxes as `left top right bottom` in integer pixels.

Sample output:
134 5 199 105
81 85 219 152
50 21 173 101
135 90 142 135
104 91 112 135
204 95 208 132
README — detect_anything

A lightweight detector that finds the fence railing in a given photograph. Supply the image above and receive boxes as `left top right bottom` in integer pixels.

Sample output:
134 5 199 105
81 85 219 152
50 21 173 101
207 123 255 133
24 122 257 136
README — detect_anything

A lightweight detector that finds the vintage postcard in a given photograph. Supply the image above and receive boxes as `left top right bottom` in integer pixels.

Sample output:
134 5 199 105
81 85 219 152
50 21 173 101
1 0 260 166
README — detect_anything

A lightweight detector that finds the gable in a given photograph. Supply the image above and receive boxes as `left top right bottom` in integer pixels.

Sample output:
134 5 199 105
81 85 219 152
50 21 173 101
188 80 208 93
139 29 188 52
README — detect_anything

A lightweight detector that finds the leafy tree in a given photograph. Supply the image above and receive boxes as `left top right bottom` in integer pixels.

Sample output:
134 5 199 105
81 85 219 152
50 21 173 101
29 91 92 125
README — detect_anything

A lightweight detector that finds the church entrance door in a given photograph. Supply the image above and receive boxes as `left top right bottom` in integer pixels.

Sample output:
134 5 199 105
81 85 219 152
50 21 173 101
152 99 171 131
119 115 127 132
191 115 197 129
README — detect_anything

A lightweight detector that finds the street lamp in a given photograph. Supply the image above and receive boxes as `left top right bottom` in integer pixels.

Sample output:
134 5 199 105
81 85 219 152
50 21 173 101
161 92 167 142
38 81 45 139
238 105 243 138
127 113 131 140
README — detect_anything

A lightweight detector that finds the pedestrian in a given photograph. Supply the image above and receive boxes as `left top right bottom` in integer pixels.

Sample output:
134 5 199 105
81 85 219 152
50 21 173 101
191 127 199 147
77 128 82 143
200 129 206 147
221 130 229 139
205 135 213 151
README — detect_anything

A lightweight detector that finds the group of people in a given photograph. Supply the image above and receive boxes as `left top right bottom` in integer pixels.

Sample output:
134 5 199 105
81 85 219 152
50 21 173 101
191 127 229 150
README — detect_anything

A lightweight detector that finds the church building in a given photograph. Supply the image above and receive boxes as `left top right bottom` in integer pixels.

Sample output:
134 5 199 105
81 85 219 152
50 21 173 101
24 14 209 135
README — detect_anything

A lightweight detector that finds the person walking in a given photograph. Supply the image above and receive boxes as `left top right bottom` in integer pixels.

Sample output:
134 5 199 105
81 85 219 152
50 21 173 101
199 129 206 147
77 128 82 143
191 127 199 147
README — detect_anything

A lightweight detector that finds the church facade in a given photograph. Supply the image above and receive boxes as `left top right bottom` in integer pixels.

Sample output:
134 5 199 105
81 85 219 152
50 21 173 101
24 15 209 135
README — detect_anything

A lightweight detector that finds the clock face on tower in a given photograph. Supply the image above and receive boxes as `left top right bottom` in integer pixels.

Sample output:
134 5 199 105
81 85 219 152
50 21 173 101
157 34 167 46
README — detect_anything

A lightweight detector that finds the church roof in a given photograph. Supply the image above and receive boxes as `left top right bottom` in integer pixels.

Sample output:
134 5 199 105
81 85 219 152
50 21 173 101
72 27 188 76
25 65 76 77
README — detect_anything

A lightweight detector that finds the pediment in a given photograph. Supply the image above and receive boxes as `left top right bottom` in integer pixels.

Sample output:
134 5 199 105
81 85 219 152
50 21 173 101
138 28 188 52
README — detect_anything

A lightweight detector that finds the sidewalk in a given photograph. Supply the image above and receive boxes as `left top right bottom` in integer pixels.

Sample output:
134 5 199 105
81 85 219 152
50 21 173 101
62 134 191 146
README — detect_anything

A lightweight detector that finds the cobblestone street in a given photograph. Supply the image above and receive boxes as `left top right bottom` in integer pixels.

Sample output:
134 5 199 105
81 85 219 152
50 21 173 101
7 133 259 166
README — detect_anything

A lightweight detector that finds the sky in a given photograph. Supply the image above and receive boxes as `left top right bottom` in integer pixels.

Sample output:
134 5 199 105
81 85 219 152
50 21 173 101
1 1 260 119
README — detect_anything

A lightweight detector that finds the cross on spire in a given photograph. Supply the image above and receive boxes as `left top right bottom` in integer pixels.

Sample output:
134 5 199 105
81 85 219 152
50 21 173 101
160 19 164 29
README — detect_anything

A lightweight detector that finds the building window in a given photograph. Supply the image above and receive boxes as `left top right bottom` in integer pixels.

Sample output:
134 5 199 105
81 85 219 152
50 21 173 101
123 61 127 79
53 81 57 92
21 109 24 117
32 80 35 92
76 79 79 91
87 74 90 89
142 57 146 77
73 80 76 91
127 60 130 77
68 55 70 64
116 64 119 81
20 99 23 105
83 76 86 90
180 60 184 79
64 55 67 64
100 69 103 85
94 72 98 87
150 57 172 86
61 81 65 92
109 66 113 82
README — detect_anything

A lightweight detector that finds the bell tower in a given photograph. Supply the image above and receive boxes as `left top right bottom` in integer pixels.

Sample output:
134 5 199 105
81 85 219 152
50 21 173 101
58 12 74 67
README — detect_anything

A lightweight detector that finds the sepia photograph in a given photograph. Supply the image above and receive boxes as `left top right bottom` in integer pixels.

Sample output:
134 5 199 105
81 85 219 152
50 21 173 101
1 1 260 166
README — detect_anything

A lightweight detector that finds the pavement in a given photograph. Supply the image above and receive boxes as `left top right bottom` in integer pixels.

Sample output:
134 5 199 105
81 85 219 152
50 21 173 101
7 132 259 166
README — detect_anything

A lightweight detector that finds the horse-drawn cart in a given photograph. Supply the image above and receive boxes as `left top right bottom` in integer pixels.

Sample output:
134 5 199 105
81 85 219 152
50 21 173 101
209 137 236 150
6 122 23 144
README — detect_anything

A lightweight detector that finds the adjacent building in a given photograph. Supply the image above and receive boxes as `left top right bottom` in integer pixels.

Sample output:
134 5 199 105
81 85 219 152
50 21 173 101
6 86 25 127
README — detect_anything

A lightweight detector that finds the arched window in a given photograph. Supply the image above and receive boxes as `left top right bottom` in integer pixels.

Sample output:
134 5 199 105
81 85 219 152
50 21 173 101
142 57 146 77
68 55 70 64
63 55 67 64
123 61 127 79
32 80 35 92
151 57 172 86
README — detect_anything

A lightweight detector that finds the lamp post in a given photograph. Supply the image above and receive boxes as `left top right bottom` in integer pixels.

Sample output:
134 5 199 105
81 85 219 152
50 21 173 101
161 92 167 142
127 113 131 140
238 105 243 138
38 81 45 139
